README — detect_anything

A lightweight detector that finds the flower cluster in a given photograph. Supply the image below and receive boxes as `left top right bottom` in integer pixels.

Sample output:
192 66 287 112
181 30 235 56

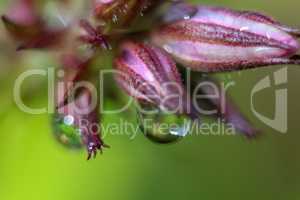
3 0 300 159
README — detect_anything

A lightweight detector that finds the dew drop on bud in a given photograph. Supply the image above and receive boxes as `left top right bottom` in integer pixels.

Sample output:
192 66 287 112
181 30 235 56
137 103 192 144
52 113 83 148
163 3 197 23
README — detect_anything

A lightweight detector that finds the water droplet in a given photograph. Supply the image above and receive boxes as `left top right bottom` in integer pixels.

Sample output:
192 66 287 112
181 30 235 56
52 114 83 148
137 104 191 144
266 32 271 40
63 115 74 126
239 26 249 32
163 44 174 54
163 3 197 23
112 14 118 23
183 15 191 20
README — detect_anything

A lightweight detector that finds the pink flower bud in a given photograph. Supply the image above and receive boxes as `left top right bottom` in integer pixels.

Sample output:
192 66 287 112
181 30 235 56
2 0 67 50
1 0 42 40
152 4 300 72
114 41 197 118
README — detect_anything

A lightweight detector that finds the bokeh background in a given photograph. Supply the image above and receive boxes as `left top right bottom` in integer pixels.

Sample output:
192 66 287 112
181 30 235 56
0 0 300 200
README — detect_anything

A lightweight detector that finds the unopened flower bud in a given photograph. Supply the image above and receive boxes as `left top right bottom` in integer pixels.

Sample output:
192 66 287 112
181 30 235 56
114 41 197 118
1 0 42 39
2 0 66 50
152 4 300 72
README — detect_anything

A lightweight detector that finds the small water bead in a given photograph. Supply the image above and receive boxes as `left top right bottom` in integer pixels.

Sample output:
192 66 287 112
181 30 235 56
52 114 83 148
112 14 119 23
163 3 197 23
183 15 191 20
137 104 192 144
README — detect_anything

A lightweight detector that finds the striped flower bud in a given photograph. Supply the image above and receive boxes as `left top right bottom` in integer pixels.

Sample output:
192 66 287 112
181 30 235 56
114 41 196 118
152 3 300 72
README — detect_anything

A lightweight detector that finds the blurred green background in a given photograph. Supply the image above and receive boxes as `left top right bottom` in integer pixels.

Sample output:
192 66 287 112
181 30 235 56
0 0 300 200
